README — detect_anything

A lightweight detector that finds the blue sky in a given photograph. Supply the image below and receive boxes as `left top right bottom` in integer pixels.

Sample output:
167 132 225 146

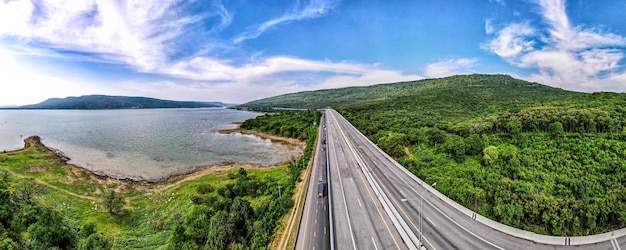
1 0 625 105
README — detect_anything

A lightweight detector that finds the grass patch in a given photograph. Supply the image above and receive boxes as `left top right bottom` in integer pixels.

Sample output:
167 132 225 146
0 136 297 249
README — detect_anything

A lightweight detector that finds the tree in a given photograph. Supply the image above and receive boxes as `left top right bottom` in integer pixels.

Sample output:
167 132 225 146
443 135 465 163
465 133 484 155
12 178 47 204
78 223 112 250
104 191 125 215
483 146 499 165
78 233 112 250
27 208 77 249
231 197 253 240
377 131 407 158
206 210 234 250
549 121 565 138
426 128 447 146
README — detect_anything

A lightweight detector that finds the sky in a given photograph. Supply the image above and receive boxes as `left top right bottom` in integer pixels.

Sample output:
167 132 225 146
1 0 625 106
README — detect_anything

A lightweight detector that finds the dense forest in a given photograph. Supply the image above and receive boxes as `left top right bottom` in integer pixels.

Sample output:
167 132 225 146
241 74 626 236
169 110 320 248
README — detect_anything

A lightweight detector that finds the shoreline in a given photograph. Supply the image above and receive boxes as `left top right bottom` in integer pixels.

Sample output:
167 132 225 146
218 128 306 148
11 134 304 185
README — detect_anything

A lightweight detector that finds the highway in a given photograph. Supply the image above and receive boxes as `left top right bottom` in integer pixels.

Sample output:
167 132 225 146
298 109 625 250
325 108 409 250
296 114 331 250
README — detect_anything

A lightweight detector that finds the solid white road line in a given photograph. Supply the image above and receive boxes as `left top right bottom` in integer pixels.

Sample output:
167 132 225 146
372 237 379 250
426 217 437 227
612 238 621 250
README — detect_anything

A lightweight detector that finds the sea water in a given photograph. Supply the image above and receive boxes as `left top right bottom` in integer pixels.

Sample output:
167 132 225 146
0 108 302 181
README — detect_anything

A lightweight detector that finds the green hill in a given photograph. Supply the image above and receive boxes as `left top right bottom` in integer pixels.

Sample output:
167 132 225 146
17 95 224 109
241 74 626 236
238 74 581 111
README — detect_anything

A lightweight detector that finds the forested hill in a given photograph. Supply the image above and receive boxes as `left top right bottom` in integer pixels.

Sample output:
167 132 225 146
237 74 582 110
241 74 626 237
16 95 224 109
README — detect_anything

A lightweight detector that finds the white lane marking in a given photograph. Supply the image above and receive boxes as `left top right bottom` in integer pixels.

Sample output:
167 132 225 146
372 237 379 250
314 231 316 238
329 112 357 250
400 190 406 197
351 178 354 184
325 226 327 235
610 238 616 250
316 208 318 214
612 238 621 250
357 198 362 207
426 217 437 227
315 219 317 224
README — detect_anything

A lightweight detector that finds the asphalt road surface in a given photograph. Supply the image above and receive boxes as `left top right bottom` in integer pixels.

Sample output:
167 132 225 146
296 113 331 250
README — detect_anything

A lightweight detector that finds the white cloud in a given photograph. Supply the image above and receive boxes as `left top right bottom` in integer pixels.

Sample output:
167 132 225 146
423 58 478 78
486 22 535 58
485 19 495 35
485 0 626 91
0 0 231 72
233 0 339 43
160 55 422 102
316 70 423 90
170 56 369 81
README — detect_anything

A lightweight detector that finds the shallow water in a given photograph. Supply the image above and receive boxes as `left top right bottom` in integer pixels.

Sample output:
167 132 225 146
0 108 302 181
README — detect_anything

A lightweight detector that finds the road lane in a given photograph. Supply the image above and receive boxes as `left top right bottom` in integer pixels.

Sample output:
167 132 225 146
326 109 407 250
296 113 330 250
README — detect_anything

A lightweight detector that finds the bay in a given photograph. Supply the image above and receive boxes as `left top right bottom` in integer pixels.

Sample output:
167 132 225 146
0 108 302 181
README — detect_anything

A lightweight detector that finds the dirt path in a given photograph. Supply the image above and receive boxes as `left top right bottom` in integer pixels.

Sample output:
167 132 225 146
404 146 415 159
2 167 98 201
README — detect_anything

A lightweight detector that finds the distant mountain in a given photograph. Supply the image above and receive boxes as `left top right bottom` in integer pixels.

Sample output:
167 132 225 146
17 95 224 109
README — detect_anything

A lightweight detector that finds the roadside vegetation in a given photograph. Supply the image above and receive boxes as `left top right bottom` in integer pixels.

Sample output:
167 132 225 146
240 74 626 236
338 76 626 236
0 109 319 249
